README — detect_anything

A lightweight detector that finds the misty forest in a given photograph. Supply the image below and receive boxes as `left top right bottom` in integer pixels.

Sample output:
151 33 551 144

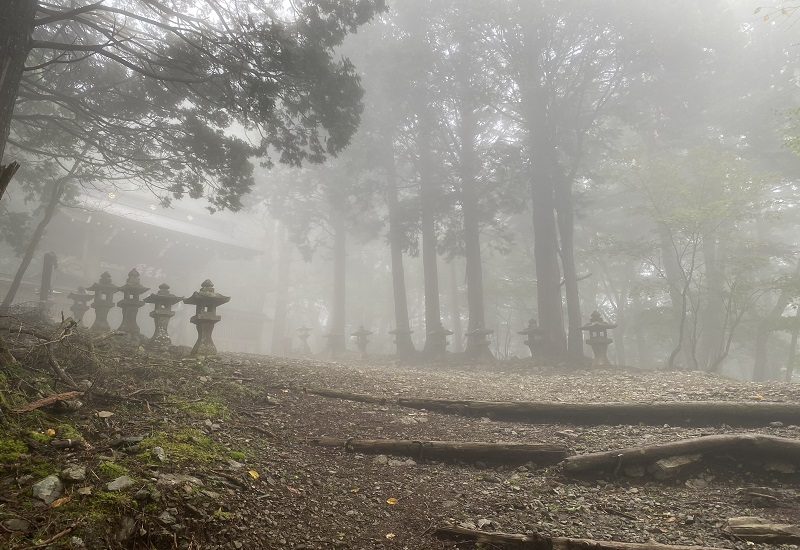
3 1 800 549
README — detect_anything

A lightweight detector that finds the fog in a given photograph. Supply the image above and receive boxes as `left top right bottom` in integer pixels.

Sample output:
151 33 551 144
2 0 800 382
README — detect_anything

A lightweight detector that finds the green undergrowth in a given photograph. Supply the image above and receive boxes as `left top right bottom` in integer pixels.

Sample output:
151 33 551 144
138 427 229 466
177 397 231 420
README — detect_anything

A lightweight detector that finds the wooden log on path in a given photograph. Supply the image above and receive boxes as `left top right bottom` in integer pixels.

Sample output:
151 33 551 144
305 388 388 405
434 526 722 550
306 387 800 427
562 433 800 476
309 436 569 465
396 398 800 427
723 517 800 544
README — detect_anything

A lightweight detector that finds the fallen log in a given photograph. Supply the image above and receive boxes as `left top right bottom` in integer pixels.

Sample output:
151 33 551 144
305 388 388 405
434 526 722 550
562 434 800 476
310 436 569 465
396 398 800 427
723 517 800 544
306 388 800 427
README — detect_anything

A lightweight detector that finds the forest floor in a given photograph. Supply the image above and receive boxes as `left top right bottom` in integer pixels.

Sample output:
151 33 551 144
3 325 800 549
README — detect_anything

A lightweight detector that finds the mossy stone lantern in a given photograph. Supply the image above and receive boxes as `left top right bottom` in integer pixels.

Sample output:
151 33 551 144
116 268 149 340
581 310 617 367
351 325 373 357
144 283 184 350
88 271 117 331
68 287 94 326
183 279 230 356
518 318 547 357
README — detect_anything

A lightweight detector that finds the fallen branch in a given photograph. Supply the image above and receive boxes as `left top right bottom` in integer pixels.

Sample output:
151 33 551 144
310 436 569 465
11 391 84 413
562 433 800 476
435 526 722 550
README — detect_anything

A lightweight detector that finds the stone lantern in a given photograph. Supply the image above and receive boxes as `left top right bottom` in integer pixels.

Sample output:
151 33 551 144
351 325 373 358
183 279 230 356
144 283 184 350
116 268 149 340
581 310 617 367
465 323 494 360
88 272 117 331
68 287 94 326
518 318 547 357
296 326 312 354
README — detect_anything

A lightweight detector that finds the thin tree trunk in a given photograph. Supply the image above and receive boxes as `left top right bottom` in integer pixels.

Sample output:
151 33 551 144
385 136 416 357
448 260 464 353
326 205 347 354
270 224 292 356
2 170 73 309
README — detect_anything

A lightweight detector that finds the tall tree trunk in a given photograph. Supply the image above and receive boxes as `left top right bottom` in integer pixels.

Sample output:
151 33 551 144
2 172 70 309
518 2 566 356
459 107 493 360
448 260 463 353
270 224 292 356
0 0 36 163
555 175 583 356
326 205 347 354
385 136 416 357
699 233 725 371
418 119 447 358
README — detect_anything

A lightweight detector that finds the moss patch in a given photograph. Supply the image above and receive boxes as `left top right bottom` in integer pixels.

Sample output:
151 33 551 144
138 428 228 466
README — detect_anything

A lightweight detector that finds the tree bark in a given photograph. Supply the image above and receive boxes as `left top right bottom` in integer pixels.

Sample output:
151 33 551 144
448 260 463 353
562 433 800 475
384 136 415 357
310 436 568 465
0 0 36 163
